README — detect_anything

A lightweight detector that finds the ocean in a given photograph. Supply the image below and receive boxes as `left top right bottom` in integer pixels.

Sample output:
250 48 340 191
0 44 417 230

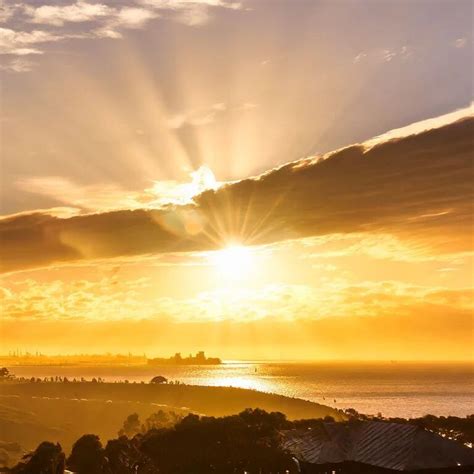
9 361 473 419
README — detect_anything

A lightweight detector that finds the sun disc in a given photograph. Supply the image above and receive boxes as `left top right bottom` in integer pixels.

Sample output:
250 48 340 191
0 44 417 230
211 245 254 279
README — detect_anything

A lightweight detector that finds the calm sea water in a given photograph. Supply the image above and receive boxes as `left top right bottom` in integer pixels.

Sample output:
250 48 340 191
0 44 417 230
9 362 473 419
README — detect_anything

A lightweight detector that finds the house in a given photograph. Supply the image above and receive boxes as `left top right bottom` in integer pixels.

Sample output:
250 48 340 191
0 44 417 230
281 420 474 473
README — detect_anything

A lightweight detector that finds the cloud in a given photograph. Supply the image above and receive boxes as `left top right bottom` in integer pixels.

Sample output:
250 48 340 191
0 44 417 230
94 6 159 38
1 277 472 359
148 165 220 206
0 276 154 321
1 114 473 273
140 0 241 9
0 56 35 72
382 48 397 62
174 4 211 26
453 37 467 48
115 7 159 28
354 46 413 64
0 3 17 23
168 103 228 129
237 102 258 111
156 0 243 27
167 102 258 129
24 1 112 26
21 2 159 40
0 0 242 71
15 176 142 212
16 165 219 212
302 233 472 264
353 52 367 63
365 102 473 148
0 27 60 55
2 273 473 323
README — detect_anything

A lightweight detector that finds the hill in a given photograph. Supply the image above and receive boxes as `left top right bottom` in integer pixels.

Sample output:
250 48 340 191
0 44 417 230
0 381 341 465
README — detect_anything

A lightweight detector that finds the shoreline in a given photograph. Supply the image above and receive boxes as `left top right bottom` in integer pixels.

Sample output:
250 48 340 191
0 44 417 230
0 380 342 421
3 362 472 419
2 359 473 365
0 380 343 460
1 380 472 469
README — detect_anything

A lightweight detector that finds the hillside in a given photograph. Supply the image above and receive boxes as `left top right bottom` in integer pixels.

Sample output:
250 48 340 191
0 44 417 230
0 381 341 465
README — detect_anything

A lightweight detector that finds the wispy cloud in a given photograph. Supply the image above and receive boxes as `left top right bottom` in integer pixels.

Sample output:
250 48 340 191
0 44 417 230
174 5 211 26
94 6 159 38
22 1 159 39
24 1 112 26
0 27 60 55
453 37 467 48
1 271 472 321
354 45 413 64
16 165 220 213
0 0 243 71
302 233 472 264
168 103 227 129
0 3 17 23
364 102 473 148
0 56 35 72
15 176 141 213
115 7 159 28
140 0 243 27
140 0 241 10
352 52 367 64
167 102 257 129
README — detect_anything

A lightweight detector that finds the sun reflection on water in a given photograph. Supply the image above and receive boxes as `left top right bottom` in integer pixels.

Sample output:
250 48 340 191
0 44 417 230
203 375 271 393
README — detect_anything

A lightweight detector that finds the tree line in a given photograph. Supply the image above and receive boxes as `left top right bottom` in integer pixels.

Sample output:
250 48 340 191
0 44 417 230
10 408 304 474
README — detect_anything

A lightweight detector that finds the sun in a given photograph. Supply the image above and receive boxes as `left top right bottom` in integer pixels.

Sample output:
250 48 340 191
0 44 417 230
211 245 254 279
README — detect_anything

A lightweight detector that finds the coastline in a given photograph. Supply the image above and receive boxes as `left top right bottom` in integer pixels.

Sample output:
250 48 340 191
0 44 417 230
0 380 342 464
0 380 342 421
4 361 472 418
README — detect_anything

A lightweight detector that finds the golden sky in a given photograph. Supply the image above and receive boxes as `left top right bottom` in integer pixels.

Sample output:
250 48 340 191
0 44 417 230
0 0 473 360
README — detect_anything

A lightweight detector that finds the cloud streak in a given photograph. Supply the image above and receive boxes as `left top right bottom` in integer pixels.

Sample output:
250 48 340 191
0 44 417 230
0 27 60 55
167 102 256 129
2 276 472 359
2 276 473 323
1 115 473 273
24 1 112 26
16 165 219 212
0 0 243 70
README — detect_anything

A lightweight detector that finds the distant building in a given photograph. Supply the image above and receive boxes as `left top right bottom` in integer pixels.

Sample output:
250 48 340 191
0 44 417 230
281 420 474 473
147 351 222 366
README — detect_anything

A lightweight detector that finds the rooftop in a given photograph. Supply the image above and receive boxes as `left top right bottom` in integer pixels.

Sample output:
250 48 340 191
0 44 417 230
281 420 474 471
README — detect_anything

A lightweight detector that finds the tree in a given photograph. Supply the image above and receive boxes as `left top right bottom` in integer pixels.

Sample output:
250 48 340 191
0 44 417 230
143 410 182 432
105 436 155 474
140 409 296 473
149 375 167 384
119 413 141 438
12 442 65 474
0 367 13 379
67 435 109 474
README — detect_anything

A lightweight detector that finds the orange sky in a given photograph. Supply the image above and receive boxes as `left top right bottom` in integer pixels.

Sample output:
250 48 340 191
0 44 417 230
1 113 473 359
1 0 473 360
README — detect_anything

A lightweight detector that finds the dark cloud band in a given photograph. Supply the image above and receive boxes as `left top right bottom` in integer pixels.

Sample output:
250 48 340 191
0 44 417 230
1 117 472 273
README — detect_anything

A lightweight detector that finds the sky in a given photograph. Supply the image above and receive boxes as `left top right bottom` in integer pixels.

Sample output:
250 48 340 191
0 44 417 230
0 0 473 360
